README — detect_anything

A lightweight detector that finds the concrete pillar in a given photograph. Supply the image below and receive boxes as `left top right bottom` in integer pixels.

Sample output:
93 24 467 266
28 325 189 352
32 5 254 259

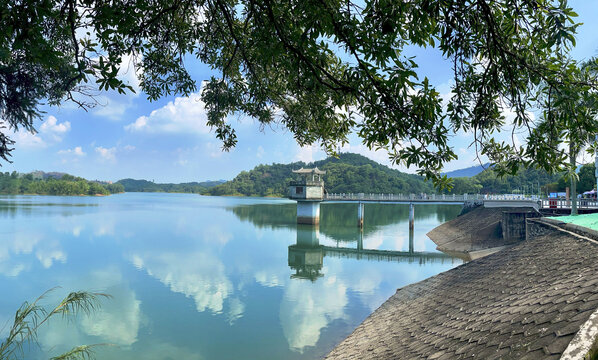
297 201 321 225
358 202 364 228
358 230 363 251
296 224 320 247
502 211 531 244
409 224 414 253
409 203 415 232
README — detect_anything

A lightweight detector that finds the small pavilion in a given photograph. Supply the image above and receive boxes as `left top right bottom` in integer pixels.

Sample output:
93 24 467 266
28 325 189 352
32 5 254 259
289 168 326 224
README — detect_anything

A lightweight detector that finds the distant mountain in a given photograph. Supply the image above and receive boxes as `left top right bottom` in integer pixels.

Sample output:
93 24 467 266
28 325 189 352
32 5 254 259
116 178 225 193
206 153 433 197
28 170 68 180
443 163 490 178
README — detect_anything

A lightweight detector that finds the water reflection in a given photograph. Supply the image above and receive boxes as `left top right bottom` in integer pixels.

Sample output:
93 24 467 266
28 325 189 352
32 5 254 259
0 194 463 359
229 202 461 244
288 225 324 281
288 224 455 282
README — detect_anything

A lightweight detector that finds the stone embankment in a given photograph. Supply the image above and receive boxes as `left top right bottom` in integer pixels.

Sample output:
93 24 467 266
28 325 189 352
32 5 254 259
325 217 598 359
427 203 540 260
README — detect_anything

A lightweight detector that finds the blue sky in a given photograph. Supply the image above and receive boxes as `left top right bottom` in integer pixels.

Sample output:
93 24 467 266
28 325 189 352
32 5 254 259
3 0 598 183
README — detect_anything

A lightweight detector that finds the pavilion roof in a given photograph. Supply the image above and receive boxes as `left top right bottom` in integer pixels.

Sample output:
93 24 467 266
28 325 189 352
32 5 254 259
292 167 326 175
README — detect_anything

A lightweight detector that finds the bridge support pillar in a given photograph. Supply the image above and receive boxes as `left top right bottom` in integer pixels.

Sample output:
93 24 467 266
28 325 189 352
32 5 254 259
358 202 364 228
358 230 363 251
409 227 414 253
297 201 321 225
409 203 415 232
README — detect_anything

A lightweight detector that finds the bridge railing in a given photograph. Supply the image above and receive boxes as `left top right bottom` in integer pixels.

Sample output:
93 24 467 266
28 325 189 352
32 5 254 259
540 198 598 209
324 193 541 201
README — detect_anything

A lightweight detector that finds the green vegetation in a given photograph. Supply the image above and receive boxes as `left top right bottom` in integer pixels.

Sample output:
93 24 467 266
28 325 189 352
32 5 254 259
0 288 109 360
207 154 598 197
228 202 460 241
1 0 594 187
445 163 597 195
116 179 223 193
448 166 561 195
0 172 124 196
207 153 434 197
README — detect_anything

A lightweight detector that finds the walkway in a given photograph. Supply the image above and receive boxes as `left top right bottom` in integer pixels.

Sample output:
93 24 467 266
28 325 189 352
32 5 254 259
324 193 538 202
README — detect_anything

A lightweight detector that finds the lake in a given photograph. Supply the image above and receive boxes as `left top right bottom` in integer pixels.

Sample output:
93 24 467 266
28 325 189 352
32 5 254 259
0 193 462 359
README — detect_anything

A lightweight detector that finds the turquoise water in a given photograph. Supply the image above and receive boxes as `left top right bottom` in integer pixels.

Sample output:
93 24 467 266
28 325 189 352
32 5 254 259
0 193 462 359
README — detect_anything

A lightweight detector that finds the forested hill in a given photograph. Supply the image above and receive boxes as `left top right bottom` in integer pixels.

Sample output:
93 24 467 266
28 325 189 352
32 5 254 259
206 153 433 197
0 171 124 196
116 178 225 193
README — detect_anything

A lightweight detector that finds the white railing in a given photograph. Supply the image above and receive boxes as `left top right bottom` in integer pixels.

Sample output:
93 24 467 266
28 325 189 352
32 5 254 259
540 199 598 209
323 193 598 209
324 193 541 202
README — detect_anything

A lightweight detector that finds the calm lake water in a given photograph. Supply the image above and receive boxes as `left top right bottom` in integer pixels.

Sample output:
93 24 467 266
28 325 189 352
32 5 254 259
0 193 462 359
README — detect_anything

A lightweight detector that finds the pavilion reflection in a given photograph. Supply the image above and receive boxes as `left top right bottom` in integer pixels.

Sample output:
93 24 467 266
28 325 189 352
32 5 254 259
288 225 324 281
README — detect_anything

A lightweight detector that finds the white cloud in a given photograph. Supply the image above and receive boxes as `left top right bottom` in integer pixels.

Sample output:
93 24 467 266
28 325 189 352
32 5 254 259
280 274 348 353
294 145 323 163
226 297 246 325
38 267 142 351
80 283 141 346
8 115 71 150
35 248 67 269
58 146 86 157
13 130 47 149
40 115 71 142
95 146 116 162
0 232 66 276
131 251 236 315
124 145 136 151
93 95 132 120
125 92 211 135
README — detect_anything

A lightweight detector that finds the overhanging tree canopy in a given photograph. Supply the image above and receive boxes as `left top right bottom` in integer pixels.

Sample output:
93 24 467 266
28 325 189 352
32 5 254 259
1 0 596 187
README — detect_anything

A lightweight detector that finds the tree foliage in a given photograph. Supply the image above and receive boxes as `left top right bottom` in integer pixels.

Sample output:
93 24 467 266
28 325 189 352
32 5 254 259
445 163 597 195
116 178 223 193
543 163 597 194
1 0 595 187
0 171 123 195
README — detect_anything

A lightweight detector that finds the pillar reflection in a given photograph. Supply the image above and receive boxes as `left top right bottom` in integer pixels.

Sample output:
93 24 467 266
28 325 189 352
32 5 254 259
288 225 323 281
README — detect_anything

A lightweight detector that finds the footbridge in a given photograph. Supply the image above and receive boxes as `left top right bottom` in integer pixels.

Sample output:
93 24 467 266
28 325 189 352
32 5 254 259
287 167 593 228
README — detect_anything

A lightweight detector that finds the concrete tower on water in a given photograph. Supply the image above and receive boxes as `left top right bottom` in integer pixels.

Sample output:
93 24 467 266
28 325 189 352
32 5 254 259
289 167 326 224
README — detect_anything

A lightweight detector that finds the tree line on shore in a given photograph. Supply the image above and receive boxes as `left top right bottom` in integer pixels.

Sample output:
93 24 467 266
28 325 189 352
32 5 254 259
449 164 596 196
3 154 595 198
115 178 224 193
0 172 124 196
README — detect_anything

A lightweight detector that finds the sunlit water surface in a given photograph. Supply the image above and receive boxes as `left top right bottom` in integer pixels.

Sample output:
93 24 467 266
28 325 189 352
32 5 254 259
0 193 462 359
